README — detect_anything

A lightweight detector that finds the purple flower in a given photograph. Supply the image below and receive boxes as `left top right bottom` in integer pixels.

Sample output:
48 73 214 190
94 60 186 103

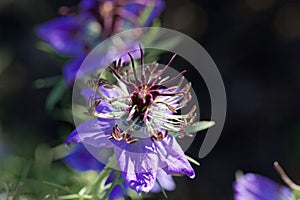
65 144 175 199
36 16 94 56
36 0 165 84
66 48 197 193
234 173 296 200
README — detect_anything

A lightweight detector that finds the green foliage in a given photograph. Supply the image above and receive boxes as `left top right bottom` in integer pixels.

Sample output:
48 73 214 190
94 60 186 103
185 121 215 133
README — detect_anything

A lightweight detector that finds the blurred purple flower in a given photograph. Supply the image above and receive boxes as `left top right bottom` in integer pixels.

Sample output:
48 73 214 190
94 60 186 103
66 49 196 193
36 0 165 84
233 173 296 200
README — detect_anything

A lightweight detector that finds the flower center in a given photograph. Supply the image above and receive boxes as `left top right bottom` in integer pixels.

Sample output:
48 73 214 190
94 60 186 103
129 85 160 122
87 45 197 144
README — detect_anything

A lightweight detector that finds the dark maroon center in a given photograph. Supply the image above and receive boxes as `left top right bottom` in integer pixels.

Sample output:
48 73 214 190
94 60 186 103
129 84 161 121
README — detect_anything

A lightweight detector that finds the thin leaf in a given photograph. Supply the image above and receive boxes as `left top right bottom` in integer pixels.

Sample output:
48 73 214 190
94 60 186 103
43 181 71 193
138 2 155 26
185 121 215 133
45 79 66 111
57 194 92 200
34 76 61 89
186 155 200 166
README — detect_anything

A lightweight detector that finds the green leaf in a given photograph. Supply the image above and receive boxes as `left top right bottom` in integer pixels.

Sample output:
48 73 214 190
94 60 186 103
185 121 215 133
186 155 200 166
138 2 155 26
36 41 66 59
45 79 66 111
34 76 61 89
43 181 71 193
100 67 117 85
57 194 93 199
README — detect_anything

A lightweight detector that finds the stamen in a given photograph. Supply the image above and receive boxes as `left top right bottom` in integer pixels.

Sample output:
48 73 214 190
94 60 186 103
148 54 177 85
274 161 300 191
128 52 143 85
139 44 146 84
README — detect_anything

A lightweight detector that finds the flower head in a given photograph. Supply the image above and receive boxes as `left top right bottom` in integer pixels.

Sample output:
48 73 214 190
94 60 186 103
234 173 296 200
65 144 175 199
36 0 165 84
66 46 199 193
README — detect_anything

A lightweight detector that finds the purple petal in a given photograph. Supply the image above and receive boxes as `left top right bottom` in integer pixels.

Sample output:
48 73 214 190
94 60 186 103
151 169 175 192
63 55 86 85
79 0 98 11
156 135 195 178
65 120 114 148
113 139 159 193
77 39 142 78
36 16 88 56
64 144 105 172
80 88 114 114
98 86 122 100
80 87 100 102
124 0 165 26
106 171 129 200
234 173 295 200
143 0 165 26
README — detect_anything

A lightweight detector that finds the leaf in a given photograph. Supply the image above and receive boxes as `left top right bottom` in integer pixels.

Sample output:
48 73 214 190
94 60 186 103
57 194 92 199
43 181 71 193
100 67 117 85
185 121 215 133
34 76 61 89
185 155 200 166
138 2 155 26
45 79 66 111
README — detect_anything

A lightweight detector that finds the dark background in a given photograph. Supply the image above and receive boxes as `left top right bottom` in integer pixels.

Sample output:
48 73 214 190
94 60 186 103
0 0 299 199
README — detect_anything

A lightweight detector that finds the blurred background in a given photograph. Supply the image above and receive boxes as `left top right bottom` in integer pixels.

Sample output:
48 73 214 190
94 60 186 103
0 0 300 199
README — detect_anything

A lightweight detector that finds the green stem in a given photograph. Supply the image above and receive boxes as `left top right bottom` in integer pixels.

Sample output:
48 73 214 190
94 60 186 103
101 172 121 200
86 156 117 196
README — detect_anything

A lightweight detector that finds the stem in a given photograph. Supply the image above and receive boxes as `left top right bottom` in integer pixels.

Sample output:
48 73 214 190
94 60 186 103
86 156 117 196
101 172 121 200
273 161 300 191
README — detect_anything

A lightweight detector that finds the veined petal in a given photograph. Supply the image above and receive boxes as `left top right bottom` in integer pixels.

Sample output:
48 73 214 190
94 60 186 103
234 173 296 200
151 169 175 192
113 139 159 193
66 120 114 148
156 135 195 178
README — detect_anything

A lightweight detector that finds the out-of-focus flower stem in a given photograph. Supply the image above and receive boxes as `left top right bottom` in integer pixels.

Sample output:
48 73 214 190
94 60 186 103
101 172 124 200
86 155 118 197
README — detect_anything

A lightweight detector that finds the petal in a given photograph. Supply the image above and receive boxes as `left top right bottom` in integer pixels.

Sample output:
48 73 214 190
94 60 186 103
79 0 98 11
80 87 100 102
80 88 114 114
234 173 296 200
64 144 106 172
123 0 165 26
36 16 87 56
151 169 175 192
63 55 86 85
65 120 114 148
106 172 129 200
156 135 195 178
113 139 159 193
